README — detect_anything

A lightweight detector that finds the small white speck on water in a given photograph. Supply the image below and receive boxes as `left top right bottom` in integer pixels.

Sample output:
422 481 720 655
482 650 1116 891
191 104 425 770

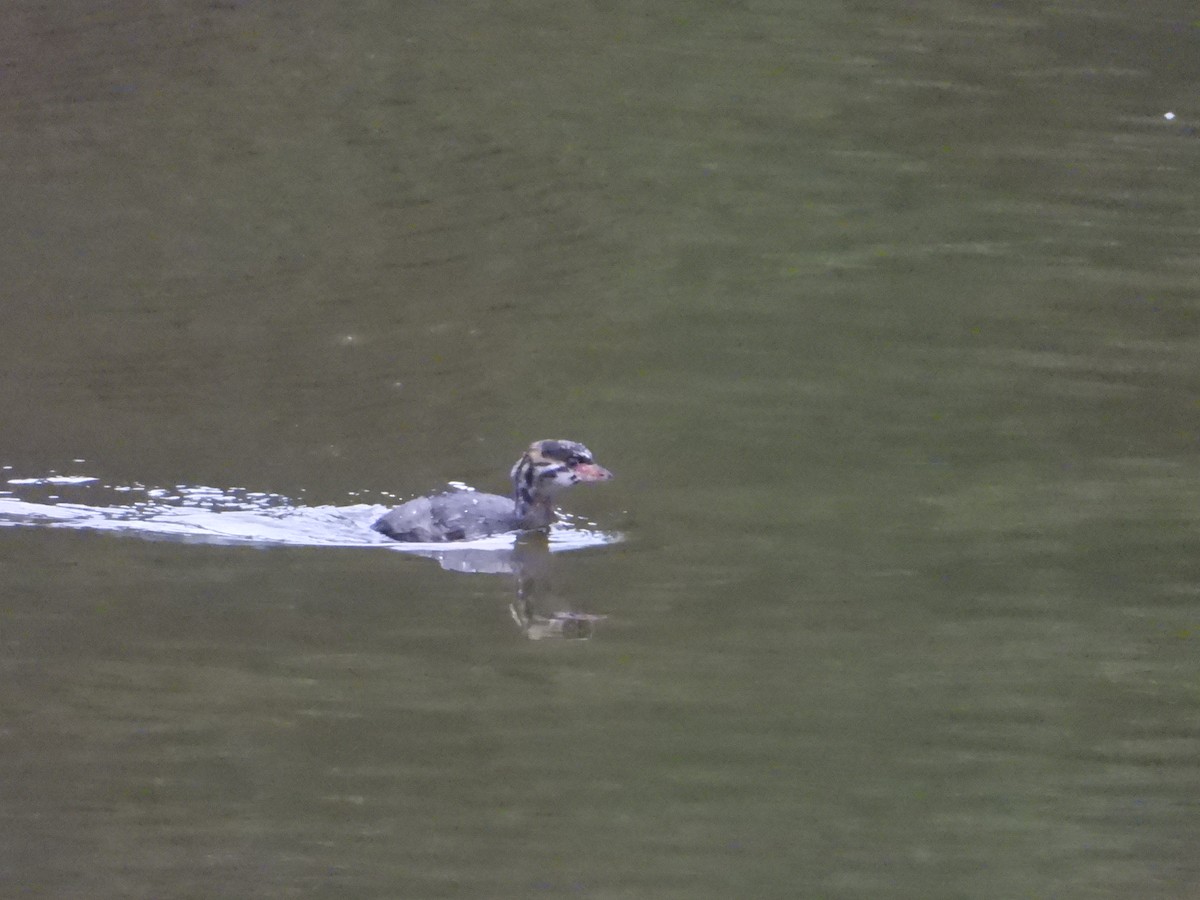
8 475 99 485
1164 111 1176 120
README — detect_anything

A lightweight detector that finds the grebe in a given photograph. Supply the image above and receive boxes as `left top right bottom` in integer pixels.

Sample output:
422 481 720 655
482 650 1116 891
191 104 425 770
371 439 613 542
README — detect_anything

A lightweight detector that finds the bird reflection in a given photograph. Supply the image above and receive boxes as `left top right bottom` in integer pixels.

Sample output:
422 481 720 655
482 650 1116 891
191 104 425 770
509 532 606 640
409 531 606 640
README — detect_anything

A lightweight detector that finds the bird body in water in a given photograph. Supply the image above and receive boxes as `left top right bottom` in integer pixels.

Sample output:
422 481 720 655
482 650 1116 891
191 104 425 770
372 439 612 542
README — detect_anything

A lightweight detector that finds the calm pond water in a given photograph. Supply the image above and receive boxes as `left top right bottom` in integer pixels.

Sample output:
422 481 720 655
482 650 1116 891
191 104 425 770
2 1 1199 897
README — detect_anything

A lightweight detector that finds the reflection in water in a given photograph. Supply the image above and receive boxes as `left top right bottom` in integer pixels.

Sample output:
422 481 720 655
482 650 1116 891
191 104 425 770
400 530 609 639
510 532 607 640
0 471 618 639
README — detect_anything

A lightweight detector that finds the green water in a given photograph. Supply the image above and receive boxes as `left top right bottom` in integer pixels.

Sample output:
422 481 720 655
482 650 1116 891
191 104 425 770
2 1 1199 897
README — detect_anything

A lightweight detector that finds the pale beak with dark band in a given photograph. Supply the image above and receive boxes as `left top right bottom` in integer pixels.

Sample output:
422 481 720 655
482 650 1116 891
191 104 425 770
570 462 613 483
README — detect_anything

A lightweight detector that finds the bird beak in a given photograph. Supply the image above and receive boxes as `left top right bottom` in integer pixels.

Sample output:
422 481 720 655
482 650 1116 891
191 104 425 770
572 462 613 482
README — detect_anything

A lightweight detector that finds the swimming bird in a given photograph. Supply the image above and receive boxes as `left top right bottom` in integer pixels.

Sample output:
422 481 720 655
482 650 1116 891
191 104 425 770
371 439 612 542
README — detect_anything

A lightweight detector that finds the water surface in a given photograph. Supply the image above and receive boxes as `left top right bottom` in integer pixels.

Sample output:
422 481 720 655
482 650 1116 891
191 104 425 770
1 1 1199 897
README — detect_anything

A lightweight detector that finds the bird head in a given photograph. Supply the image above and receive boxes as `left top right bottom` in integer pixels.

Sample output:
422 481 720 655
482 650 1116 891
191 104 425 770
511 439 613 514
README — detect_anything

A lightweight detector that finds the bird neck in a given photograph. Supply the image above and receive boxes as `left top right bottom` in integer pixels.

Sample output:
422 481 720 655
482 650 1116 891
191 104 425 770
512 457 557 528
515 490 555 528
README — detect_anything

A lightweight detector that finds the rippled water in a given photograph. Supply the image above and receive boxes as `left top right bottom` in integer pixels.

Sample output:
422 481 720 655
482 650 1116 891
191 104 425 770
2 0 1199 897
0 471 617 554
